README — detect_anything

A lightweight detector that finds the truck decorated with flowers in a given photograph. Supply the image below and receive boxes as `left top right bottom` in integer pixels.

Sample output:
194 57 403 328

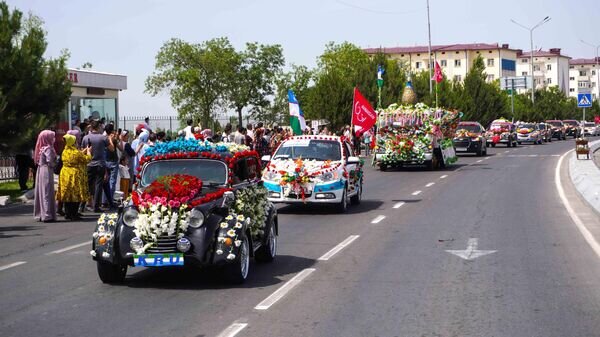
90 139 277 284
261 135 363 212
373 103 460 170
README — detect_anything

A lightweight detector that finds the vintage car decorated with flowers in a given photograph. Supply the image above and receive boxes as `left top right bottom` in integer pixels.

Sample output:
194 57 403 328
486 118 517 147
452 121 487 156
90 140 278 284
516 122 543 145
261 135 363 212
373 103 460 170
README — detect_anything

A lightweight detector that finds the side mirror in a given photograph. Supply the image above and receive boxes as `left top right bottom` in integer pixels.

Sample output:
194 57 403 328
221 191 235 208
347 156 361 165
261 155 271 162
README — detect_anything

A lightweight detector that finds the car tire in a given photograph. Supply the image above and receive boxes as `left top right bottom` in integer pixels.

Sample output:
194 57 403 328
97 261 127 284
517 141 522 145
223 235 250 284
336 188 348 213
476 147 483 156
380 164 387 172
507 141 512 148
491 143 496 148
255 222 277 263
350 179 362 205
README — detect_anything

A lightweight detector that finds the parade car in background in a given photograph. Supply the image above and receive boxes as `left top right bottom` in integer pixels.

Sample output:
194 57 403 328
546 120 566 140
91 141 278 284
516 123 543 145
261 135 363 213
582 122 599 136
537 123 552 142
563 119 580 138
453 121 487 156
486 119 518 147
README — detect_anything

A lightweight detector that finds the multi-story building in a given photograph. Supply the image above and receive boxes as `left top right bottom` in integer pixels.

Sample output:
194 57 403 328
515 48 570 95
363 43 518 83
568 58 600 101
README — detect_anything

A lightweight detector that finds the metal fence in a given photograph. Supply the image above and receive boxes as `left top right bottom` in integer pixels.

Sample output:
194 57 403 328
117 116 181 134
0 156 16 181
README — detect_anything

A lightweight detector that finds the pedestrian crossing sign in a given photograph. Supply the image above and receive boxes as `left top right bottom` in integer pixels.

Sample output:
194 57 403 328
578 93 592 108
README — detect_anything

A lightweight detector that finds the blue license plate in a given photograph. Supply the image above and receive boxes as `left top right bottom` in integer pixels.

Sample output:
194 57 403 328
134 253 184 267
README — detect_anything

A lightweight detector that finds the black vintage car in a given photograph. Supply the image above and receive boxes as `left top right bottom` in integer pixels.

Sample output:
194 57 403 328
453 121 487 156
91 142 278 284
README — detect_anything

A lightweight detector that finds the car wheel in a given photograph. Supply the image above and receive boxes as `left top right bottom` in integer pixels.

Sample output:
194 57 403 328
491 143 496 148
96 261 127 284
350 179 362 205
255 222 277 263
223 235 250 284
336 188 348 213
517 141 522 145
476 147 483 156
507 141 512 148
380 164 387 172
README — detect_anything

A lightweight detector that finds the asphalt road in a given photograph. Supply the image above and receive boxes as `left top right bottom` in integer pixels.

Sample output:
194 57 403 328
2 138 600 337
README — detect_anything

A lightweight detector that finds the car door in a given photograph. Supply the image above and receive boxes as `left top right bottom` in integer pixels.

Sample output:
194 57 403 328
343 142 358 193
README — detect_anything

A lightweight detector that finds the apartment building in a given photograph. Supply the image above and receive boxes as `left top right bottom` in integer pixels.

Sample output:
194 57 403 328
515 48 570 95
363 43 518 83
568 58 600 101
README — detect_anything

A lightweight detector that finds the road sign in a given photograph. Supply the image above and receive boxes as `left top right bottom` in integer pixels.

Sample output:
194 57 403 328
578 93 592 108
500 76 531 90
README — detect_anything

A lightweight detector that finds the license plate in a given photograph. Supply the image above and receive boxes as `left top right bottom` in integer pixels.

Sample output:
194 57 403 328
134 253 184 267
455 147 467 152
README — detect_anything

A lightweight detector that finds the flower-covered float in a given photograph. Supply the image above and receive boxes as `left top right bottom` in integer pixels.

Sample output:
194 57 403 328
485 118 518 148
374 103 460 170
261 135 363 212
516 122 542 145
91 139 278 284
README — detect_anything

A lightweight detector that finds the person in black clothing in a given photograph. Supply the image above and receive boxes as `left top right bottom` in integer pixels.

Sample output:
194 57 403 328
15 153 35 191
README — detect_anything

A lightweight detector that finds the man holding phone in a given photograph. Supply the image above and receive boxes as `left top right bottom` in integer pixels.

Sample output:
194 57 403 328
82 119 114 212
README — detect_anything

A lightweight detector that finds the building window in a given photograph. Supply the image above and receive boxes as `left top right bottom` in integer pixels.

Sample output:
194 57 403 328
487 74 495 82
522 71 528 76
487 59 494 66
579 81 589 88
454 59 461 67
593 82 597 88
522 59 528 63
547 64 552 71
593 70 597 75
453 75 462 82
440 60 447 67
533 65 541 71
417 53 420 56
400 54 404 57
570 88 575 92
415 62 421 69
580 71 587 76
570 76 575 81
569 65 574 69
547 78 552 84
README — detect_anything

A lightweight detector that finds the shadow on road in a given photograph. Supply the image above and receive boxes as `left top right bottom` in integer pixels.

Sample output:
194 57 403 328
0 225 42 238
122 254 316 290
276 199 385 215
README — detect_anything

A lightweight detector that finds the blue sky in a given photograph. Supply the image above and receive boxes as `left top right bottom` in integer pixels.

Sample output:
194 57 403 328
7 0 600 117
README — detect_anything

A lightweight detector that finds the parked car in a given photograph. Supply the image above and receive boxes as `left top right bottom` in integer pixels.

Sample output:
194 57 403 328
453 121 487 156
537 123 552 142
262 135 363 212
545 120 566 140
91 141 278 284
563 119 581 138
516 123 543 145
582 122 599 136
486 119 518 147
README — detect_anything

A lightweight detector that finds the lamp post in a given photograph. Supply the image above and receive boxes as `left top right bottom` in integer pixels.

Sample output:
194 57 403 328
510 16 551 104
427 0 433 95
581 40 600 104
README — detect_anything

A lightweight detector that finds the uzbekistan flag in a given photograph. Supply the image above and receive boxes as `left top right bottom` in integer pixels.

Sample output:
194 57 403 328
288 90 306 135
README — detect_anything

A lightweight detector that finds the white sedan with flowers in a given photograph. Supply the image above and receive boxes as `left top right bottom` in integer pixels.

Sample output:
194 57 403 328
261 135 364 212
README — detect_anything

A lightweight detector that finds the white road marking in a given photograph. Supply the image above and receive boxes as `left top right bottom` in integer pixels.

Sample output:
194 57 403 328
504 150 510 153
46 241 89 255
318 235 360 261
0 261 27 271
551 154 560 157
371 215 386 224
484 157 491 160
255 268 316 310
412 190 422 196
440 175 448 179
393 202 405 209
555 150 600 259
216 322 248 337
446 238 497 260
476 159 483 163
528 154 538 157
425 182 435 187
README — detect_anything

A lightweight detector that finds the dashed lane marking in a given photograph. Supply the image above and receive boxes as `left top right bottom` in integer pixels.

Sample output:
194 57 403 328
318 235 360 261
255 268 316 310
46 241 89 255
425 182 435 187
216 322 248 337
476 159 483 163
412 190 422 196
371 215 386 224
0 261 26 271
440 175 448 179
393 202 405 209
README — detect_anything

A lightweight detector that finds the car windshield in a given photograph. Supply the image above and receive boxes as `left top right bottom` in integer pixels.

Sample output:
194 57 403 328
547 121 562 127
141 159 227 187
273 139 341 161
537 124 546 130
585 122 595 127
457 125 480 133
564 121 577 126
490 123 511 130
520 124 536 129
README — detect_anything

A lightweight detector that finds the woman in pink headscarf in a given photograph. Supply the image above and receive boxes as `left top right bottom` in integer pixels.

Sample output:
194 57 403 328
34 130 57 222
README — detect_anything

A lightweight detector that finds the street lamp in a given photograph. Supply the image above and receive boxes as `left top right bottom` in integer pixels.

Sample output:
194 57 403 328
581 40 600 104
426 0 433 95
510 16 551 104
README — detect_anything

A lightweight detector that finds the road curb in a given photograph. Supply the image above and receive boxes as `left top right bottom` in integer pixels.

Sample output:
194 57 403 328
568 139 600 215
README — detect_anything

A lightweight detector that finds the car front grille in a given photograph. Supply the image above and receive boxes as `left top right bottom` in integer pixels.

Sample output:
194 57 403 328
146 235 178 253
288 192 312 199
453 140 470 147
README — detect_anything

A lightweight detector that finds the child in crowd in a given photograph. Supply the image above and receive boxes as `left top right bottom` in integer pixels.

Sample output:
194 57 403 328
118 156 131 199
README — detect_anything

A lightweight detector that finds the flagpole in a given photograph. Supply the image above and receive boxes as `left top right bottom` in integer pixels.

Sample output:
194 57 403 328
435 81 439 108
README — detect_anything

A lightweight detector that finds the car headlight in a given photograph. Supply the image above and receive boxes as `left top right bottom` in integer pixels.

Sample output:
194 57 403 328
188 208 205 228
263 170 279 181
319 172 335 182
123 207 139 227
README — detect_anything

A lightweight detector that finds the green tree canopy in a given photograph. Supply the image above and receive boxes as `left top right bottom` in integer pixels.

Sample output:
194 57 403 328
0 1 71 152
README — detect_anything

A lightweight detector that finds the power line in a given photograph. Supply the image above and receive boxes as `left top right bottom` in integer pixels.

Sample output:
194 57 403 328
334 0 421 15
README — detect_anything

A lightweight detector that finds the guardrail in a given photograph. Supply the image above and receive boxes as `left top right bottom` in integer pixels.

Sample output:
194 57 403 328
0 156 17 181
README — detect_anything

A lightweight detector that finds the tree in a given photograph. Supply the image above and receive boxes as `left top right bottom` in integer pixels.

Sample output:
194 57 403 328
145 37 238 128
0 2 71 152
261 64 313 125
227 42 285 126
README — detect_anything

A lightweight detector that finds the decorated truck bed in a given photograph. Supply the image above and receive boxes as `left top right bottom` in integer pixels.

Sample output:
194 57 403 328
373 103 460 170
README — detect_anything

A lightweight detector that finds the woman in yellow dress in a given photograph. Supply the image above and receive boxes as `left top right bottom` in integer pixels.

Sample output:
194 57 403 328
57 134 91 220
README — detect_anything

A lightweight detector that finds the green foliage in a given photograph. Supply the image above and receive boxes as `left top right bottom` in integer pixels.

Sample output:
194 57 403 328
260 64 313 125
0 2 71 152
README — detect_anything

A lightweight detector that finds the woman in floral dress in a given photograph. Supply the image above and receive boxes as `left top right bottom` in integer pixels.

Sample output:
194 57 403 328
56 134 91 220
34 130 57 222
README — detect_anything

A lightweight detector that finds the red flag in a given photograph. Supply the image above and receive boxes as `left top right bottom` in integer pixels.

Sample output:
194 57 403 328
432 61 443 83
352 87 377 137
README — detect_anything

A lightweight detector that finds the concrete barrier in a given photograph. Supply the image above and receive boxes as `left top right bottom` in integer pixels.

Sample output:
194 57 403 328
569 139 600 214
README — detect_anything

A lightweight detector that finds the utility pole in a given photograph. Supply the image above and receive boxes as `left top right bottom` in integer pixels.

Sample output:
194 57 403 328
426 0 433 95
581 40 600 105
511 16 551 104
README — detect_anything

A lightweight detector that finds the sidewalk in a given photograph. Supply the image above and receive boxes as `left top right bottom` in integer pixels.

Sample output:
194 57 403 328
569 139 600 215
